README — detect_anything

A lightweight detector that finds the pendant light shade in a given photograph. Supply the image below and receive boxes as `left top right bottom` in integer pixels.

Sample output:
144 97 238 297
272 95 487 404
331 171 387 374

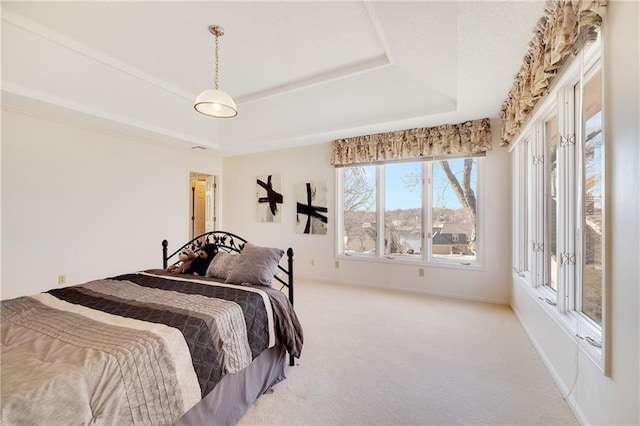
194 25 237 118
194 89 238 118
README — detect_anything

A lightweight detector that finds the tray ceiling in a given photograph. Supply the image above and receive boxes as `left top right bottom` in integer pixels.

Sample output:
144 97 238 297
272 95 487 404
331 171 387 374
1 1 545 156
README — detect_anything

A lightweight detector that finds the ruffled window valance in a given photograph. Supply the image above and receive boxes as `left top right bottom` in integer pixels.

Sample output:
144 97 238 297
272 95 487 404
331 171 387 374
330 118 492 167
500 0 607 147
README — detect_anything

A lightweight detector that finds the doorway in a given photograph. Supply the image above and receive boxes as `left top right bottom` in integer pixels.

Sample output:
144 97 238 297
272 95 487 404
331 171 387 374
189 172 217 239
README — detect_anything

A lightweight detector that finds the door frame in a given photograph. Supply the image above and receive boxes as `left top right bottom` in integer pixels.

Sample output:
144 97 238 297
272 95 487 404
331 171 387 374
188 171 218 239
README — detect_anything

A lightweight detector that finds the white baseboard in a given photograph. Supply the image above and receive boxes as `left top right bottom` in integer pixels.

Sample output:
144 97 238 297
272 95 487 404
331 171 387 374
299 276 509 305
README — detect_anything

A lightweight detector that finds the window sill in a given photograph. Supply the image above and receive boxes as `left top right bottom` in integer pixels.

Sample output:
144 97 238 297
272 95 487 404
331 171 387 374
338 253 485 271
513 273 604 372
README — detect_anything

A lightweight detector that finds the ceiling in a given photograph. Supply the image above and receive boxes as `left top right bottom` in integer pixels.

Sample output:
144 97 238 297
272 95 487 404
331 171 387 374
1 1 545 157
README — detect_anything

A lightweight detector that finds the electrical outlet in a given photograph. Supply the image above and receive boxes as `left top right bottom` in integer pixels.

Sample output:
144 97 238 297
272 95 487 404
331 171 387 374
418 268 425 277
311 259 316 266
335 260 340 269
58 274 66 285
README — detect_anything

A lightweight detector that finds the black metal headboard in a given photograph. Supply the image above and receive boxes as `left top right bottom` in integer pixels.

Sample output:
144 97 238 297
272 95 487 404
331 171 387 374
162 230 295 306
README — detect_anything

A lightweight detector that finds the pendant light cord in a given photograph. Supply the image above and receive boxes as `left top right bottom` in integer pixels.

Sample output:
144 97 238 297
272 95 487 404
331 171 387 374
214 33 219 90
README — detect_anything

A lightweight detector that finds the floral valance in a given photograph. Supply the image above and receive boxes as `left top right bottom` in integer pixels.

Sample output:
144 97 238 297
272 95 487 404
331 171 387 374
330 118 492 167
500 0 607 147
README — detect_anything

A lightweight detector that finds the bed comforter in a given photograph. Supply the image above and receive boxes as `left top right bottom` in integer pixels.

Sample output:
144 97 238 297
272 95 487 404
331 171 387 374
0 270 303 425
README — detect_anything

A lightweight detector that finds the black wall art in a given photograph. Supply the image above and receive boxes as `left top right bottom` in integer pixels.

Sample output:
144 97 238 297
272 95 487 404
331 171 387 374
296 181 328 234
256 174 283 222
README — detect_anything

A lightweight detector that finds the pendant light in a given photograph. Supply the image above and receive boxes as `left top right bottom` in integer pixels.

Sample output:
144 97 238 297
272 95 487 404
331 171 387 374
194 25 238 118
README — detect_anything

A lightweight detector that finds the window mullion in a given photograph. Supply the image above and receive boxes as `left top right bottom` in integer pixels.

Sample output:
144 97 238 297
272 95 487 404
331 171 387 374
425 162 433 261
556 87 575 313
534 123 545 288
423 162 430 261
556 91 565 311
528 130 534 281
336 169 345 256
566 84 578 314
377 164 385 258
574 76 585 316
521 141 529 274
475 157 483 266
526 137 536 283
513 146 522 272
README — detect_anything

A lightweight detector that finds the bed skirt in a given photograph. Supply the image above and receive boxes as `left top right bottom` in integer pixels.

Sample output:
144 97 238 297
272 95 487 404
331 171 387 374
174 345 286 426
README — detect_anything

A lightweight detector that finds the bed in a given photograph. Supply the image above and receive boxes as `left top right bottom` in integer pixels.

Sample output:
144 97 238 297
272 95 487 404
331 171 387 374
1 231 303 426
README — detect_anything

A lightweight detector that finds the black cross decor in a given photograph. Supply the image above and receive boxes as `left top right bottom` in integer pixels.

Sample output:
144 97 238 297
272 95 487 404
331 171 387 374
297 183 328 234
257 175 283 217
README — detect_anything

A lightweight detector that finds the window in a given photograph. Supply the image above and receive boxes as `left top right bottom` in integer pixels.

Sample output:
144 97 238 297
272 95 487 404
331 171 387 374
338 157 481 267
578 68 604 326
384 163 422 258
342 165 377 255
511 34 605 367
431 159 478 263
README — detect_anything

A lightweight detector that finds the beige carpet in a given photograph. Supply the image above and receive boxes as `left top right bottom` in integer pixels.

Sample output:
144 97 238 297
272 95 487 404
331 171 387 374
238 279 577 426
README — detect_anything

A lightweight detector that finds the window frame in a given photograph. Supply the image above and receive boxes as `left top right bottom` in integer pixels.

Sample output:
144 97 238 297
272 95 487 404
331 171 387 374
574 63 605 328
336 157 485 271
512 136 531 281
510 34 607 372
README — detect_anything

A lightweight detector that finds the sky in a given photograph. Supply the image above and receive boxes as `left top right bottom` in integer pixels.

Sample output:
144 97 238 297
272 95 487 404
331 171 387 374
363 159 477 210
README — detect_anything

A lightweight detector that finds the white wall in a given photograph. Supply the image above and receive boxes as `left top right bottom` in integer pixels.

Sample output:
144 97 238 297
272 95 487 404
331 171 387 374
222 118 513 304
510 2 639 425
1 107 223 299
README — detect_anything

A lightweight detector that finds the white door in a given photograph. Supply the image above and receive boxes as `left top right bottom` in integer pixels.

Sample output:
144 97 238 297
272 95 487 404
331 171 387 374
189 172 218 238
189 179 206 239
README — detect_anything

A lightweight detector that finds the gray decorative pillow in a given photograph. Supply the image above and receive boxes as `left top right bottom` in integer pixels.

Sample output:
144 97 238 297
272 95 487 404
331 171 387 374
205 252 240 280
225 243 284 287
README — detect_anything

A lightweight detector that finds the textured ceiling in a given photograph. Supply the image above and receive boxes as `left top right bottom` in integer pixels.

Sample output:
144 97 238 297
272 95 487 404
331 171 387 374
1 1 546 156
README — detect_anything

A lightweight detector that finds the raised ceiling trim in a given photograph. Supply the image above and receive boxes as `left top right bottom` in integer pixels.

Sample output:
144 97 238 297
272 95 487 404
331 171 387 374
2 10 194 102
363 1 394 63
1 81 220 149
234 1 394 105
235 55 392 104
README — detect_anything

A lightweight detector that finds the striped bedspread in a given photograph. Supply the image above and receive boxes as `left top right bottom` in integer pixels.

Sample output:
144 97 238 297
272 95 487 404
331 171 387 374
0 271 302 425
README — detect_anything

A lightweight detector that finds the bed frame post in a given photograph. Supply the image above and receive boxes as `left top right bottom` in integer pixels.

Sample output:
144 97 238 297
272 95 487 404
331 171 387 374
162 240 168 269
287 248 294 306
287 248 294 366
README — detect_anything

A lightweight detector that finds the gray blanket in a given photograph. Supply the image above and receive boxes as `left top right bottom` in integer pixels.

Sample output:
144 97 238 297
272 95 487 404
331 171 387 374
0 271 303 425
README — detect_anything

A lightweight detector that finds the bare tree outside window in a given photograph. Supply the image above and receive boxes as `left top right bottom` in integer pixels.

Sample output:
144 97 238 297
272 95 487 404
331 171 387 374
438 159 477 254
343 167 375 212
342 166 376 254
